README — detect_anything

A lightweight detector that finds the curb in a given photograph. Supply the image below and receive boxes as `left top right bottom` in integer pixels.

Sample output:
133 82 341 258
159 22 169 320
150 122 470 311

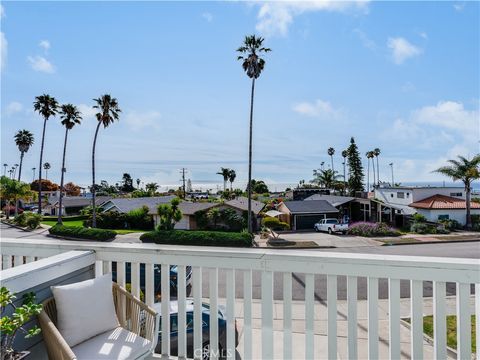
46 234 114 242
382 238 480 246
0 220 33 232
266 245 336 250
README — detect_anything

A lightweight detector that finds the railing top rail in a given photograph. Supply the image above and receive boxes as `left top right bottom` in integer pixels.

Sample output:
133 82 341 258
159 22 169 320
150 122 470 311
1 237 479 282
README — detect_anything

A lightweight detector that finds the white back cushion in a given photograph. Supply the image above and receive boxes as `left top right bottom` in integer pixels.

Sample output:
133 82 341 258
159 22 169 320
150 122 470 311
51 274 119 347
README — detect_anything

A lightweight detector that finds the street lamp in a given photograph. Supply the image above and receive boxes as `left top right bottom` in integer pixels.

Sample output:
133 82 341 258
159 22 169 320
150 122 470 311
389 163 394 187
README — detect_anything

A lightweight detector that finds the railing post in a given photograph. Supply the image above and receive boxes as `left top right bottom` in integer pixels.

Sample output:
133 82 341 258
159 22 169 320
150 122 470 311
209 268 219 360
388 278 400 360
433 281 446 359
261 270 274 360
283 272 292 360
193 266 202 360
243 269 253 360
347 276 358 359
367 277 378 360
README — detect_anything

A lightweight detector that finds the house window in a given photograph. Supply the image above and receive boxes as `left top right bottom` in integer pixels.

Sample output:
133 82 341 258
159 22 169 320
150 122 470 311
438 215 449 220
450 192 462 197
397 192 405 199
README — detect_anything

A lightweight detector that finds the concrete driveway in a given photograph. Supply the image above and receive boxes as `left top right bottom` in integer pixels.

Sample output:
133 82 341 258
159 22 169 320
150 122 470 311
278 231 381 247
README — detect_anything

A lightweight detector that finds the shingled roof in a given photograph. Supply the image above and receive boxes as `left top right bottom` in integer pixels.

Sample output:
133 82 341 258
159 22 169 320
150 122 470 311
282 200 339 214
409 194 480 210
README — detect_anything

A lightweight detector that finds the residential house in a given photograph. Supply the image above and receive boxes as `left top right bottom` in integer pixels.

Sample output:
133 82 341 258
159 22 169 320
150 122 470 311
409 194 480 225
372 186 467 226
100 196 176 214
44 196 111 216
277 200 339 230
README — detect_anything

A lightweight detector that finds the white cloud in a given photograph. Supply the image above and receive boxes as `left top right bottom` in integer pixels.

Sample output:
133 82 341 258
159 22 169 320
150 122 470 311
39 40 50 51
27 55 55 73
6 101 23 115
255 1 369 37
201 12 213 22
77 104 98 120
124 110 161 131
413 101 477 132
453 2 465 11
0 4 5 18
0 32 7 71
353 28 376 50
292 99 343 119
387 37 422 64
419 31 428 39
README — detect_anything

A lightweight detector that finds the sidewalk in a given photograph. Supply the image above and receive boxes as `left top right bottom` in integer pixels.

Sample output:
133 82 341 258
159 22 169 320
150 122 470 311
221 296 475 359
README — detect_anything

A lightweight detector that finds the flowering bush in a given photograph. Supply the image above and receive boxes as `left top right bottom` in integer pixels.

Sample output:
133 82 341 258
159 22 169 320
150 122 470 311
348 222 401 237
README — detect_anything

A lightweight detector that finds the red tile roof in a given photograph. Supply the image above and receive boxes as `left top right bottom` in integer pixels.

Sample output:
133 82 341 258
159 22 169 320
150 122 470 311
409 194 480 210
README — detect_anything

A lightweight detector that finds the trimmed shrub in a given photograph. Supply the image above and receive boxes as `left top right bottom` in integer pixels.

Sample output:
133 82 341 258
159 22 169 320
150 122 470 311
25 213 42 229
140 230 253 247
439 219 461 231
348 222 401 237
262 217 290 231
412 213 427 223
410 222 430 234
13 212 28 227
49 225 116 241
42 215 88 222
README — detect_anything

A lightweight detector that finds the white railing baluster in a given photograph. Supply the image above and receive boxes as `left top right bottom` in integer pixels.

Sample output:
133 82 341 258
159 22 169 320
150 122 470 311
117 261 126 288
2 255 11 269
161 263 170 357
283 272 292 360
131 262 140 299
193 267 202 360
178 265 187 359
209 268 219 360
410 280 423 359
95 260 103 277
305 273 314 359
368 277 378 360
261 270 274 360
226 269 235 360
347 276 358 359
476 284 480 360
244 269 253 360
145 263 154 307
389 278 400 360
457 282 471 359
433 281 446 359
25 256 35 264
13 255 22 267
327 275 337 359
102 260 112 277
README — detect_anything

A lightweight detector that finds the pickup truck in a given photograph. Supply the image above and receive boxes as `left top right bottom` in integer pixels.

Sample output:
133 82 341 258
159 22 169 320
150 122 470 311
314 218 348 234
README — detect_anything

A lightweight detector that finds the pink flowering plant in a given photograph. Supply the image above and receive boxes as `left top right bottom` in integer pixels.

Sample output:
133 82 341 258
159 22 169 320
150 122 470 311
347 222 400 237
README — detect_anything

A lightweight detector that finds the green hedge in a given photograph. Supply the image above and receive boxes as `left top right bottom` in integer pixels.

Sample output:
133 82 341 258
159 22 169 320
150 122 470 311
49 225 116 241
42 215 88 221
140 230 253 247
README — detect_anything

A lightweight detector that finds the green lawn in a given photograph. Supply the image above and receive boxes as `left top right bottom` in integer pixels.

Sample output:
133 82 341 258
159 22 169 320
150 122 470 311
113 229 147 235
407 315 476 353
42 220 84 227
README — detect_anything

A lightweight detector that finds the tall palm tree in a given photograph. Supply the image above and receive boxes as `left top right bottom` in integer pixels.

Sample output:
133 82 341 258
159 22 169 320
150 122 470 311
228 169 237 191
136 178 141 189
3 164 8 177
435 155 480 230
320 161 325 171
327 147 335 173
145 182 159 195
57 104 82 224
373 148 381 185
237 35 271 233
92 94 121 227
371 150 376 187
217 167 230 192
12 164 19 179
43 162 51 180
32 167 36 182
365 151 375 192
34 94 59 214
14 130 34 182
312 169 341 189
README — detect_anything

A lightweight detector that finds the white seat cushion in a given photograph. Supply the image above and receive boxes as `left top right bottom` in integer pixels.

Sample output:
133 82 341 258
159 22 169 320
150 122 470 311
51 274 119 347
72 327 152 360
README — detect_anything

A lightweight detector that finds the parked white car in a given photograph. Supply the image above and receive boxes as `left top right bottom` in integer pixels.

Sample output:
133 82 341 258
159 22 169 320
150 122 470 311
314 218 348 234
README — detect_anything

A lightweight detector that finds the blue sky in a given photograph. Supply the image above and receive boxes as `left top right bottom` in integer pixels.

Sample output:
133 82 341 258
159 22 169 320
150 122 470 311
1 1 479 190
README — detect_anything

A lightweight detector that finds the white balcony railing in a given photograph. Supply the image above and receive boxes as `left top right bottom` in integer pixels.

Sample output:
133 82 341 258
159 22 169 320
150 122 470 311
1 237 479 360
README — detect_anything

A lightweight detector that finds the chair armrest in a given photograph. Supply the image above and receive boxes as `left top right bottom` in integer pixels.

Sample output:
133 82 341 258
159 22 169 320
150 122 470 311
112 283 158 345
38 311 77 360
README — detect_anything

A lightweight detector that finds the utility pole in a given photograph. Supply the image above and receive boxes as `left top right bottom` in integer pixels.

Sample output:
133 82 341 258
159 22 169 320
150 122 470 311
389 163 394 187
179 168 188 199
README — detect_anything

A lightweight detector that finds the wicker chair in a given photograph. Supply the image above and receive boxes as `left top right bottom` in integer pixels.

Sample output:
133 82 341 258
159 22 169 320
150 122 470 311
38 282 159 360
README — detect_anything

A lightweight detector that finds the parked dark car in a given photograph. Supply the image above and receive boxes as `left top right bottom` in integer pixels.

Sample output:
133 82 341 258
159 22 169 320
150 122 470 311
111 262 192 298
152 300 239 360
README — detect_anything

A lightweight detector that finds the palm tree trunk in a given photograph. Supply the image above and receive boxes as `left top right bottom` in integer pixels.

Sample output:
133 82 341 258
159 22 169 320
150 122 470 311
58 128 69 225
466 182 472 230
366 158 370 191
38 117 48 214
91 122 102 228
372 159 376 189
331 156 334 174
376 156 380 185
247 78 255 233
18 152 24 182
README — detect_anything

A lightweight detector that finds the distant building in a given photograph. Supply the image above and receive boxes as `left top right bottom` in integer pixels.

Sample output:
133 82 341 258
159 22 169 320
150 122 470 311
100 196 176 214
409 194 480 225
44 196 111 216
277 200 339 230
